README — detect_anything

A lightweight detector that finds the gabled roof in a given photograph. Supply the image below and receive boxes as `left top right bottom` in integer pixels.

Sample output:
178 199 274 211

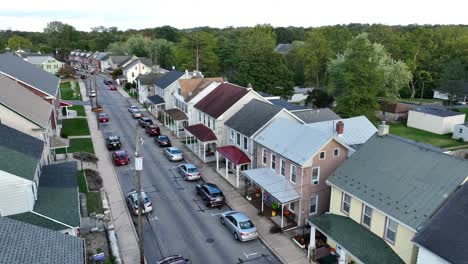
178 77 223 101
225 99 282 137
306 116 377 147
25 56 54 65
137 72 165 85
0 74 52 127
268 98 309 111
123 58 153 71
94 52 109 61
328 134 468 230
0 217 85 264
154 70 184 89
0 124 43 181
110 55 131 65
293 108 340 124
139 57 153 67
413 183 468 264
255 118 335 166
117 56 134 67
194 83 249 118
0 53 60 97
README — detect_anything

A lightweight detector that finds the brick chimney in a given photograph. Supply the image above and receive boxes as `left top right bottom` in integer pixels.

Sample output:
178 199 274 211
336 121 344 136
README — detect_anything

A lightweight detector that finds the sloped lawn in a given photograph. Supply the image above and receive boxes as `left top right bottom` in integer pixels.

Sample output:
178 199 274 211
56 138 95 154
61 118 90 137
389 123 465 148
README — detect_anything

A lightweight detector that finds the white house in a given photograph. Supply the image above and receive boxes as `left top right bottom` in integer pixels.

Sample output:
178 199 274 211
407 106 465 134
24 55 64 74
123 58 152 84
452 123 468 141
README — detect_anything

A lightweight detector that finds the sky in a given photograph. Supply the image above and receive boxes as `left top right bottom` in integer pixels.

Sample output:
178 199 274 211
0 0 467 32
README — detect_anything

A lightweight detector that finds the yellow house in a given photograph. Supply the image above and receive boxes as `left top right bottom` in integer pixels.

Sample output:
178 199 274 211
306 124 468 264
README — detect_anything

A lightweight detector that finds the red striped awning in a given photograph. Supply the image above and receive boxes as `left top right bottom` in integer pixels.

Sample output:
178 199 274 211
217 145 251 165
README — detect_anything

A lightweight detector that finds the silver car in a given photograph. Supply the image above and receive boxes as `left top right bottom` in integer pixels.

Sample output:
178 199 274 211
131 109 143 119
164 147 183 161
89 90 96 97
178 164 201 181
126 190 153 215
220 211 258 241
128 105 139 113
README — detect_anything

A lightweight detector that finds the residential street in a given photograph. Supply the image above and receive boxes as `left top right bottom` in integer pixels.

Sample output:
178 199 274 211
92 75 280 264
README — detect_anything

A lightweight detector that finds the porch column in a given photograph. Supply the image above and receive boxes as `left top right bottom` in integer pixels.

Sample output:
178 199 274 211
337 246 346 264
261 188 264 212
236 165 240 188
176 122 179 137
281 204 284 229
225 159 229 179
203 143 206 163
307 226 317 260
216 151 219 170
65 147 68 159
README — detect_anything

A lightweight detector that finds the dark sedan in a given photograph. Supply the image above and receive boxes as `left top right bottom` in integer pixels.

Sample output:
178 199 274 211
138 117 153 127
155 135 171 147
145 125 160 136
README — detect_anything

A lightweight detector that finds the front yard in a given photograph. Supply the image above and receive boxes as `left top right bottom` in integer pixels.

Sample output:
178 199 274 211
61 118 90 137
69 105 86 116
56 138 95 154
389 123 465 148
77 170 103 214
60 81 82 101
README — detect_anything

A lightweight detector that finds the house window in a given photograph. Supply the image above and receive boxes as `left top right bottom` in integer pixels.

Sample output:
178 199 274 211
271 154 276 169
54 65 58 69
460 128 463 133
319 151 326 160
280 159 286 176
203 114 206 125
341 193 351 214
243 136 248 150
333 148 339 157
208 117 211 128
290 165 297 183
312 167 320 185
289 202 295 212
262 149 267 165
178 88 182 95
310 195 318 215
213 120 216 131
230 129 235 142
132 72 134 77
47 65 51 69
384 218 398 244
236 133 241 146
362 205 373 228
198 112 201 122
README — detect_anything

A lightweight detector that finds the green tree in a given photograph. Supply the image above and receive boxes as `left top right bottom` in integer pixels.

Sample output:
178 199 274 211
285 41 305 86
303 31 331 88
146 39 175 69
438 58 467 106
125 35 150 57
175 31 219 76
43 21 78 58
107 42 127 54
7 35 33 51
305 89 334 108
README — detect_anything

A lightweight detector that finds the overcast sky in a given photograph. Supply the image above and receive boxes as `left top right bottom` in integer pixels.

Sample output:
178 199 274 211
0 0 466 32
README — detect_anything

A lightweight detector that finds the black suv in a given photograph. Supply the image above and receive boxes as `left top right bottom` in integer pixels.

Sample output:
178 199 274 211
103 80 112 85
196 183 225 207
106 136 121 150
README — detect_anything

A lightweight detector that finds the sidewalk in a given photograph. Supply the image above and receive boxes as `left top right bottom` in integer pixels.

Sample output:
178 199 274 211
124 94 309 264
79 81 141 264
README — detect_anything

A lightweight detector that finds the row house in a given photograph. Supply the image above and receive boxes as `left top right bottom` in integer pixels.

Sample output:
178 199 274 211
90 52 109 72
122 57 153 84
307 124 468 264
241 118 351 230
137 72 165 106
184 83 267 163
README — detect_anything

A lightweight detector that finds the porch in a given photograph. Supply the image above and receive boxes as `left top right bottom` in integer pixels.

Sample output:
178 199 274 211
50 136 70 161
163 108 188 138
60 100 73 118
184 124 217 163
146 95 165 119
215 145 251 188
242 168 300 231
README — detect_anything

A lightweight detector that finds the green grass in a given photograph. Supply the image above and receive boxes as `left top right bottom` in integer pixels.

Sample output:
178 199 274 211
87 191 103 214
60 81 82 100
69 105 86 116
455 107 468 121
61 118 90 137
77 170 88 193
399 98 442 104
389 123 465 148
56 138 95 154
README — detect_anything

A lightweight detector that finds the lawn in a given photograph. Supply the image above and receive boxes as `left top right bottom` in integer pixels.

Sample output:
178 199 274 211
389 123 465 148
399 98 442 105
56 138 95 154
87 191 103 214
69 105 86 116
77 170 88 193
60 118 90 137
60 81 82 101
456 107 468 121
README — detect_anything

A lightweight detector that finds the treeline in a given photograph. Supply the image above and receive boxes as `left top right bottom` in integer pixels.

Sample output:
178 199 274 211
1 22 467 116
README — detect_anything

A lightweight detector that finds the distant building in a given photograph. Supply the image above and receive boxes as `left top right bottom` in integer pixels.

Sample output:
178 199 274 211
24 55 64 74
407 106 465 134
274 43 292 54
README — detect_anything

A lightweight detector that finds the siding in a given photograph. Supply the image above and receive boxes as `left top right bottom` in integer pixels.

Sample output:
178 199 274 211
0 171 34 216
416 247 449 264
407 111 465 134
0 104 44 139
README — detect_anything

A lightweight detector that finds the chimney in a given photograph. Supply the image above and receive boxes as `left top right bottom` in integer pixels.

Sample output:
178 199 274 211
154 64 160 73
336 121 344 136
247 83 253 91
378 121 389 137
172 65 175 70
185 69 189 78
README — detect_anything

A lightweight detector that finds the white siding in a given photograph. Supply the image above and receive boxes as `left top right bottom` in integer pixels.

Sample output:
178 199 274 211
452 124 468 141
416 246 450 264
0 170 34 216
187 82 221 125
125 62 151 84
0 104 44 140
407 110 465 134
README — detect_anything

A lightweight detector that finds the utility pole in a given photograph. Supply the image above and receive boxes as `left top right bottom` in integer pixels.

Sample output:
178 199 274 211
95 75 100 130
134 125 144 264
94 73 99 108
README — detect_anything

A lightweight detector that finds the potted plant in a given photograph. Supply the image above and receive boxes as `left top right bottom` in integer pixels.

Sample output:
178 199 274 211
271 202 279 216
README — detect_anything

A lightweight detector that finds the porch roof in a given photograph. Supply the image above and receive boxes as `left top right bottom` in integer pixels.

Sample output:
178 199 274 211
217 145 251 165
50 136 69 149
164 108 188 121
59 100 73 107
308 214 404 264
185 124 217 142
242 168 300 204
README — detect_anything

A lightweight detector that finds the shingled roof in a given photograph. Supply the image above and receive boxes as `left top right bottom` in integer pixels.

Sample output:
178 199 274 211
194 83 249 118
155 70 184 89
178 77 223 101
328 134 468 230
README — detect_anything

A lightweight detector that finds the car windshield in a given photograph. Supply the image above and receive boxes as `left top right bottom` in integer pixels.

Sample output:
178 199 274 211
116 152 126 157
160 136 168 140
171 149 182 154
239 220 254 229
187 168 198 173
99 113 108 117
211 191 223 198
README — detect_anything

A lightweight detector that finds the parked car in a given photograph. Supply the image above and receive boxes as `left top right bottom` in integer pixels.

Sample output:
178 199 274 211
196 182 225 207
156 255 189 264
89 90 96 97
80 74 86 79
128 105 139 113
126 190 153 215
220 211 258 241
138 117 153 127
109 85 117 90
106 136 121 150
131 109 143 119
103 80 112 85
145 125 160 136
164 147 183 161
156 135 171 147
112 150 130 166
98 113 110 123
178 164 201 181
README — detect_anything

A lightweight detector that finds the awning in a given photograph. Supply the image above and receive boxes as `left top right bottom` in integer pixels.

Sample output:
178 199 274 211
60 100 73 107
308 214 405 264
185 124 217 142
217 145 251 165
147 95 165 105
164 108 188 121
50 136 70 149
242 168 300 204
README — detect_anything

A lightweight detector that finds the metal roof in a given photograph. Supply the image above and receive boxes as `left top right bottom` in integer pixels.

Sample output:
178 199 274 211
292 108 340 124
164 108 188 121
217 145 251 165
185 124 217 142
225 99 282 137
255 118 332 166
242 168 300 204
328 134 468 230
194 83 249 118
0 217 85 264
306 116 377 146
154 70 184 89
147 95 165 105
0 53 60 96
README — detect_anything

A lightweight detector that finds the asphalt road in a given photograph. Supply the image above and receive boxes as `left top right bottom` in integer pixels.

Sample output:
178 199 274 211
92 75 280 264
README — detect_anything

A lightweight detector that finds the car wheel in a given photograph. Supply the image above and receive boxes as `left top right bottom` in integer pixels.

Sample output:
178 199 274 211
234 232 239 241
220 217 225 225
196 188 200 196
206 200 211 207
